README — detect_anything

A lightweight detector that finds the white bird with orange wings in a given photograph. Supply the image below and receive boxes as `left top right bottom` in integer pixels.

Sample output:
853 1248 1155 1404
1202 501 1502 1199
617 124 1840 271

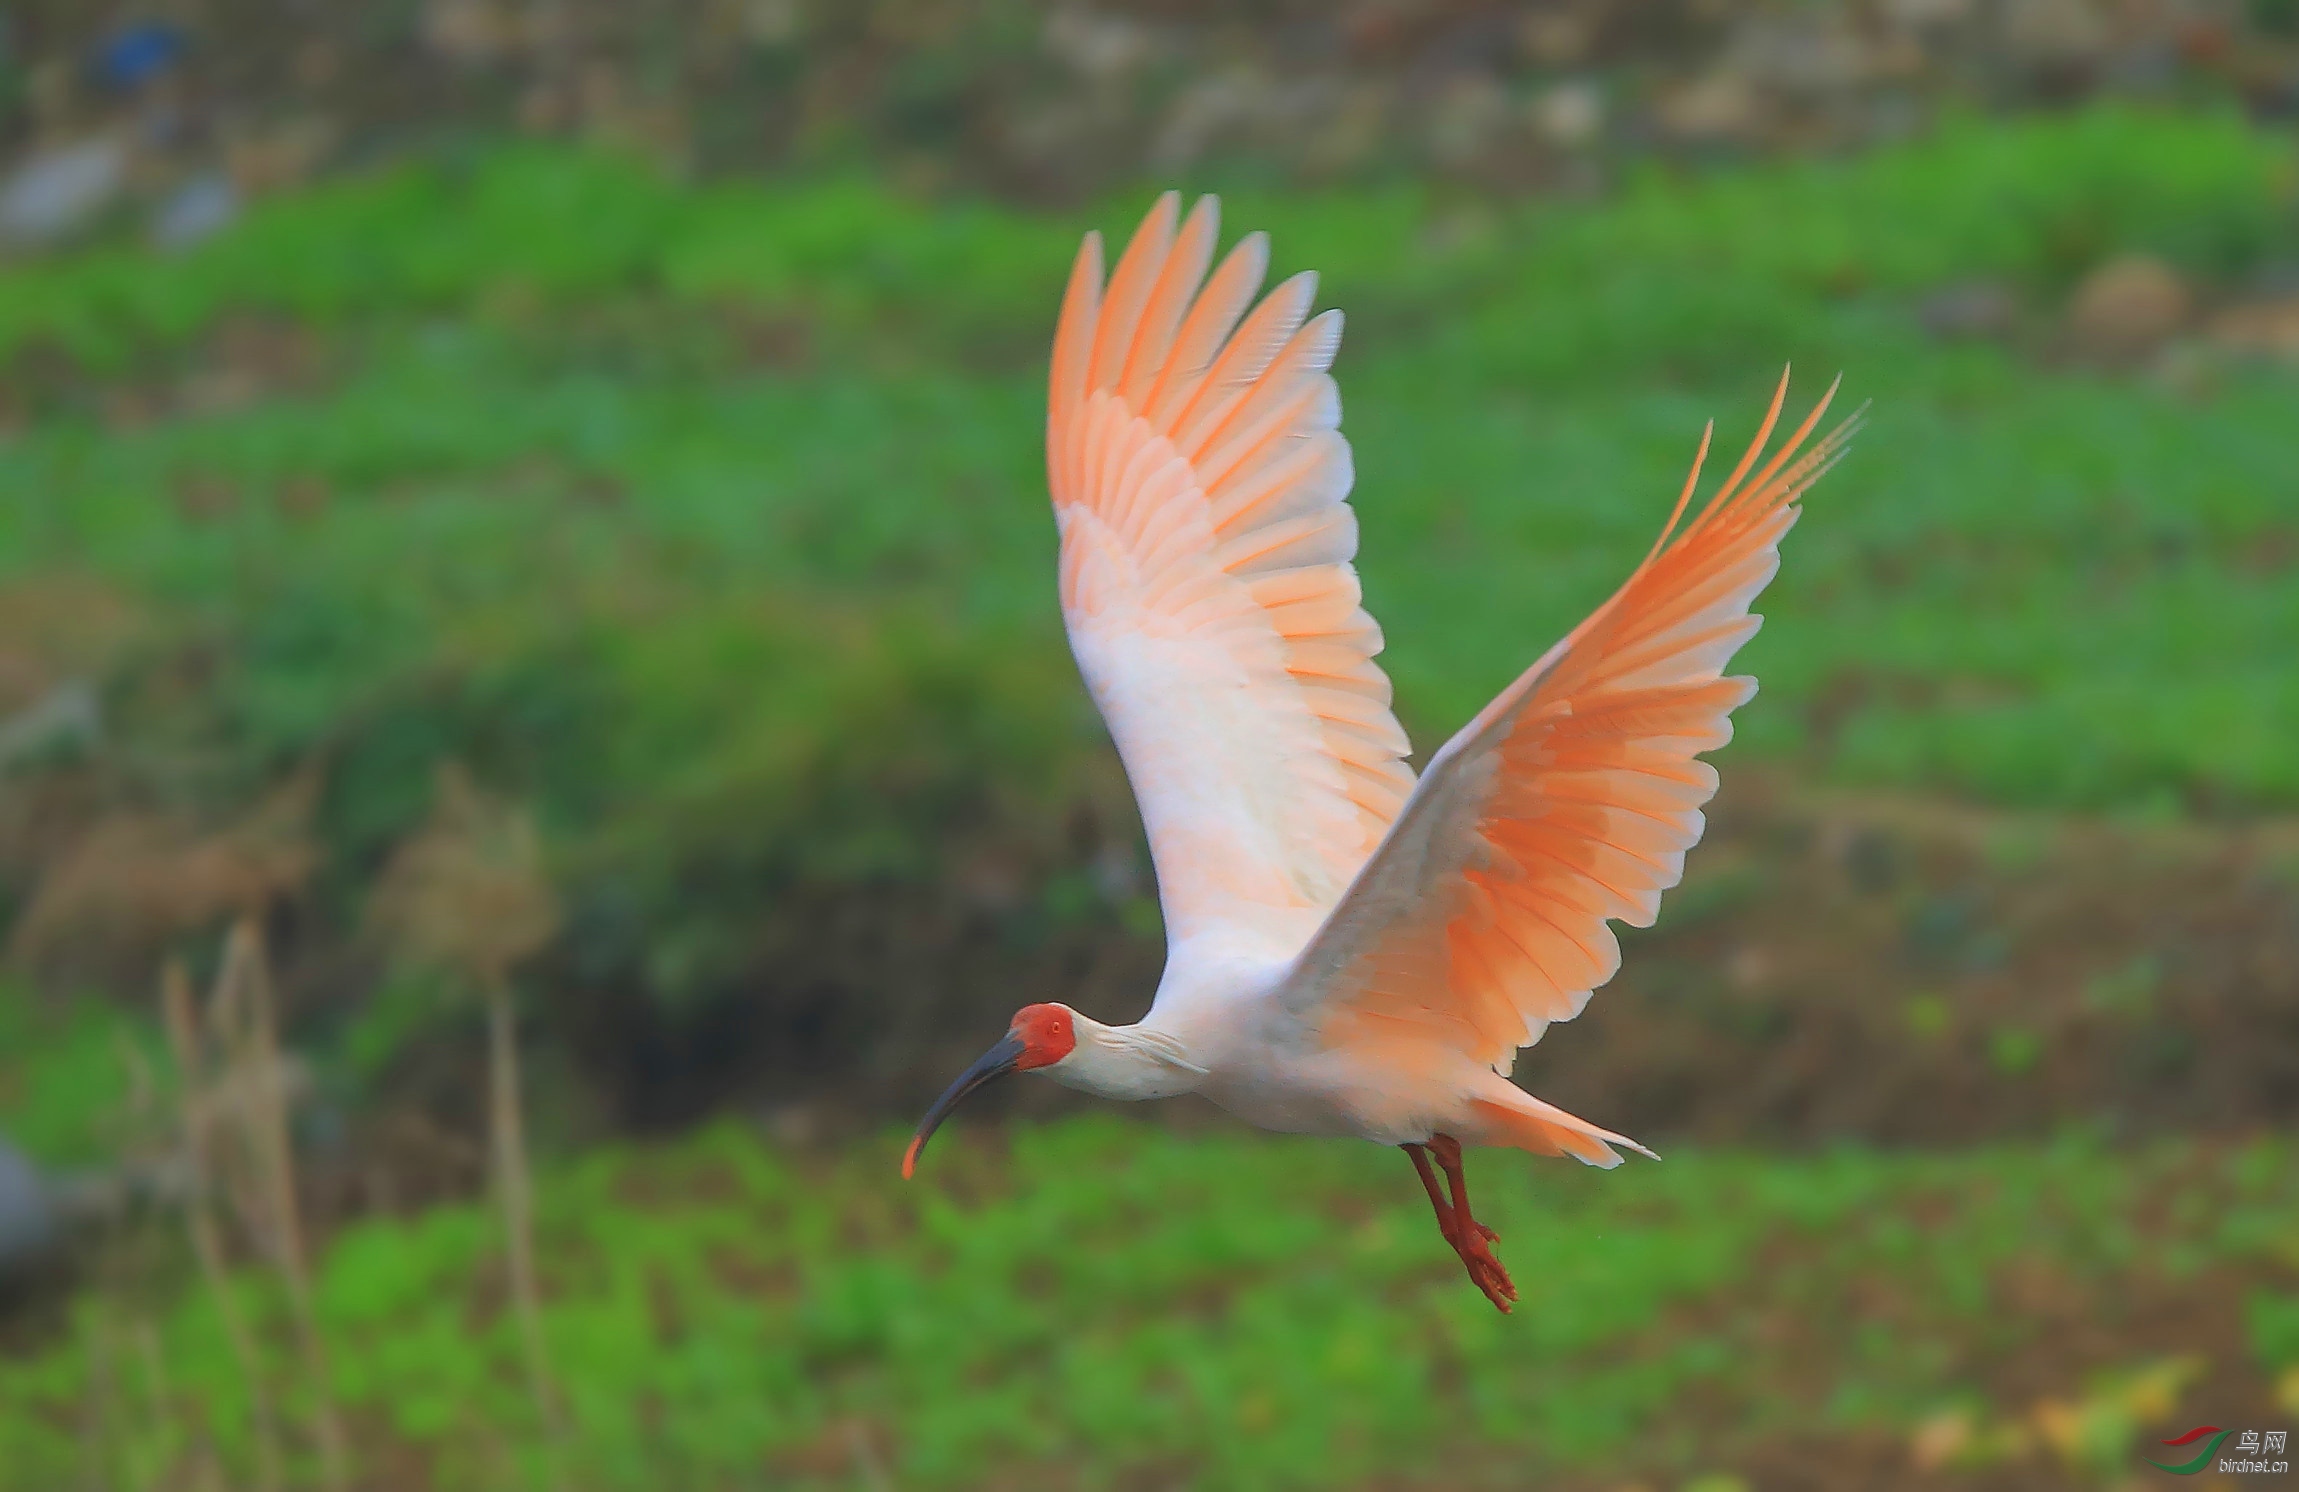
903 193 1856 1312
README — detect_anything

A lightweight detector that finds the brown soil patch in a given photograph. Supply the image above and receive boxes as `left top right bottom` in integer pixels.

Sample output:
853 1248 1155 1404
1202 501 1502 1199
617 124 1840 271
1512 769 2299 1149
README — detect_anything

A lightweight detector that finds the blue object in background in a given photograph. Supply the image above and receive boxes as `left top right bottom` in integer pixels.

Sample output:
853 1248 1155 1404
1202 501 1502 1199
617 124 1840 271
91 21 185 91
149 169 239 250
0 1137 56 1283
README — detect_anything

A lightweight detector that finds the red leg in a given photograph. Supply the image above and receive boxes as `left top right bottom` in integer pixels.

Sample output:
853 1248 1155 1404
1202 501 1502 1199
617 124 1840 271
1403 1143 1456 1237
1402 1137 1516 1313
1430 1133 1516 1312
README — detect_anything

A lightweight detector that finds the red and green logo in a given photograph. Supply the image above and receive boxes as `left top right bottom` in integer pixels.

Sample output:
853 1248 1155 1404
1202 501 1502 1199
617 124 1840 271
2145 1425 2233 1475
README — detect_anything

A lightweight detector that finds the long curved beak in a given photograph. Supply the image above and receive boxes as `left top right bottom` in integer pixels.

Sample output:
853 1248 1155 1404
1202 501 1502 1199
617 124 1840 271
902 1032 1024 1178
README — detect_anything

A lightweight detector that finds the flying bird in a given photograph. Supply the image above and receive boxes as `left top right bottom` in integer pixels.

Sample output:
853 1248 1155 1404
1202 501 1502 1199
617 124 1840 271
903 193 1855 1312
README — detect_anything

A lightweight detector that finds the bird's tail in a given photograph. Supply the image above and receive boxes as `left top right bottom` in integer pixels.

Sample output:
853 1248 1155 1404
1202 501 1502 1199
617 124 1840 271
1469 1091 1658 1170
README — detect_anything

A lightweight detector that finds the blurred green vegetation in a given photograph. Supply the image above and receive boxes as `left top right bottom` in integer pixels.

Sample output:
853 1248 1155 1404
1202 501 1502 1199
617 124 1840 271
5 103 2299 1492
2 1120 2293 1489
2 110 2294 910
3 101 2293 1163
0 983 160 1167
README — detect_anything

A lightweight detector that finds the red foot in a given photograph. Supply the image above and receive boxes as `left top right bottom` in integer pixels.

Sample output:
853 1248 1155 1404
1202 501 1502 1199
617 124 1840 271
1404 1135 1518 1313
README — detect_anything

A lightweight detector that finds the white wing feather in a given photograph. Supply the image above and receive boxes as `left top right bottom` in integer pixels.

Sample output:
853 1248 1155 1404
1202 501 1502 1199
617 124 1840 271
1048 194 1415 962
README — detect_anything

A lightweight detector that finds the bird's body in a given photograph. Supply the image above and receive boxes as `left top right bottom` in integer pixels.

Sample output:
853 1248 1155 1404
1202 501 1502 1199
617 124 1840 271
906 191 1855 1310
1039 953 1615 1159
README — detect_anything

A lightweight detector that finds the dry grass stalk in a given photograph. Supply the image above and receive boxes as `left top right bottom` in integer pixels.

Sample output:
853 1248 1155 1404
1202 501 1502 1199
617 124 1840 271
368 764 567 1484
78 1305 118 1492
161 958 283 1492
485 967 559 1465
218 917 349 1492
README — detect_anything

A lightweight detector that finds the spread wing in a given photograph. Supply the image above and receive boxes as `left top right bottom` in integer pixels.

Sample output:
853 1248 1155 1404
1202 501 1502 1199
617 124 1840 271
1049 194 1415 956
1286 373 1857 1074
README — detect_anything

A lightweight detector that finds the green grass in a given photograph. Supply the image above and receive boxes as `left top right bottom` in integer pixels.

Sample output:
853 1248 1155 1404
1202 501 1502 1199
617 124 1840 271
1 109 2285 374
3 115 2296 1490
1 108 2293 854
0 983 163 1168
3 1120 2293 1490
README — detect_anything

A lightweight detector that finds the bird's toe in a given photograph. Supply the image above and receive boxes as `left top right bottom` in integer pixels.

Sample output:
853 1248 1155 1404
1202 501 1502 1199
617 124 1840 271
1452 1229 1517 1311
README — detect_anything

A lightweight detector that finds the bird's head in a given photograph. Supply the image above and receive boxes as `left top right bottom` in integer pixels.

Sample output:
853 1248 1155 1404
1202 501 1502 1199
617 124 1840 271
901 1002 1077 1178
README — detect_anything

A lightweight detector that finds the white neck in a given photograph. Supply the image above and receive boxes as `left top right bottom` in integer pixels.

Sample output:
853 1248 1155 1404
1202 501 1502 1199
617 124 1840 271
1040 1011 1206 1101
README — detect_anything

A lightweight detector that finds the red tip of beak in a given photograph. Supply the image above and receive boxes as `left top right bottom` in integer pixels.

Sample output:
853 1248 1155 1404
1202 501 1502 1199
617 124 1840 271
901 1134 923 1180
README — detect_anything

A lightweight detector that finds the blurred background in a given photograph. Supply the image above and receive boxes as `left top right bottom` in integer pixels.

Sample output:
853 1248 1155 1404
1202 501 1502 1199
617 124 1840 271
0 2 2296 1488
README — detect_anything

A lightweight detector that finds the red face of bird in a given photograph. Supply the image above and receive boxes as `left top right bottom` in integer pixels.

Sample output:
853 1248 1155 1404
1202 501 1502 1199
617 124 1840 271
901 1003 1077 1178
